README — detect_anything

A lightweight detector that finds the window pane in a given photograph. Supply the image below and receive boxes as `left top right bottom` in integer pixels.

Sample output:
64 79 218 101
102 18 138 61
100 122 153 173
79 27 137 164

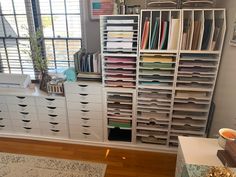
68 40 81 61
54 40 68 62
3 16 17 37
67 15 81 38
39 0 51 14
41 15 53 37
51 0 65 14
16 15 29 37
5 39 20 69
53 15 67 37
0 17 5 37
0 0 14 14
13 0 26 14
66 0 80 14
44 39 55 69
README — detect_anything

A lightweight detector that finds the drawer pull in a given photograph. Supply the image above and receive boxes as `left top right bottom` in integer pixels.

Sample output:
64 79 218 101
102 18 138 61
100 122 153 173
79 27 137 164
47 106 56 110
82 118 90 120
20 112 29 115
81 110 89 112
82 125 90 128
23 127 32 130
51 129 60 132
80 94 88 96
45 98 55 101
80 102 88 104
0 125 5 128
18 104 27 107
0 110 1 112
83 132 90 135
0 118 3 120
48 114 58 117
16 96 25 99
49 122 59 125
22 120 30 123
78 84 88 87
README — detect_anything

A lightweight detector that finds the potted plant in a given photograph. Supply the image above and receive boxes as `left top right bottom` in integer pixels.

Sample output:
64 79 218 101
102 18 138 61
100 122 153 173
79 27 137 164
26 28 51 92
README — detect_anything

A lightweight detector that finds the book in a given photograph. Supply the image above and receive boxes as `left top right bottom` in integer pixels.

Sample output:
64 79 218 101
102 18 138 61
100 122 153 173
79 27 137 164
201 19 213 50
159 21 169 50
191 21 201 50
168 19 180 50
150 17 160 49
141 17 150 49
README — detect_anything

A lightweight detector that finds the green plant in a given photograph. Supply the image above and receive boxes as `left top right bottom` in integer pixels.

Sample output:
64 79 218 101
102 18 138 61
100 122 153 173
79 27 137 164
27 28 48 73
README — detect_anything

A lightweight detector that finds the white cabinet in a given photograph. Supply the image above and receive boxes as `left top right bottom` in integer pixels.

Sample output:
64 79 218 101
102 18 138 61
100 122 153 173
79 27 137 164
7 95 39 135
64 81 103 142
0 96 12 133
35 96 69 139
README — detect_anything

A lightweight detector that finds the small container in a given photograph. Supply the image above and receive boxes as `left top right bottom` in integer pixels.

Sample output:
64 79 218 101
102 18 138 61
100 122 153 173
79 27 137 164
218 128 236 149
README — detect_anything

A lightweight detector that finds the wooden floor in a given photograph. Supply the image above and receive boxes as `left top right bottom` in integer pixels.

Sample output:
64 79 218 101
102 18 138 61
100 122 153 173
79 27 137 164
0 138 177 177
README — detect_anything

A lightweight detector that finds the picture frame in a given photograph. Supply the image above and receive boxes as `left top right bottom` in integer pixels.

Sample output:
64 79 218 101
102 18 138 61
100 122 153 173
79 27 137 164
90 0 115 20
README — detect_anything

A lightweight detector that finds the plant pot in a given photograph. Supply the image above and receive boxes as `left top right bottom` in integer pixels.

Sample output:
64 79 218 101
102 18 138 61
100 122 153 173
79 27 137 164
39 72 51 92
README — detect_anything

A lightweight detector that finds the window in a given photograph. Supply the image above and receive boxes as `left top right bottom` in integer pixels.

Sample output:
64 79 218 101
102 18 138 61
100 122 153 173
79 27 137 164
0 0 82 79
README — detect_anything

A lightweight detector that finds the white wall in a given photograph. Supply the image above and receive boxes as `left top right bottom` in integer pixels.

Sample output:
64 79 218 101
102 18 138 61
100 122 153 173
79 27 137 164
210 0 236 137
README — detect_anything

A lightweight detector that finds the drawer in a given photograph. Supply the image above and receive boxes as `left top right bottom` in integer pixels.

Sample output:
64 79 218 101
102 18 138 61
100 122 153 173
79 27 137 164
64 82 102 95
70 132 103 141
41 128 69 138
66 93 102 103
36 97 66 107
39 121 68 130
12 119 40 128
68 110 103 119
7 96 35 105
10 111 38 120
69 125 103 136
0 111 9 118
39 114 67 123
69 102 102 111
0 123 13 132
37 106 66 115
14 126 41 135
69 117 103 128
0 118 12 125
0 104 8 112
8 104 36 113
0 96 6 103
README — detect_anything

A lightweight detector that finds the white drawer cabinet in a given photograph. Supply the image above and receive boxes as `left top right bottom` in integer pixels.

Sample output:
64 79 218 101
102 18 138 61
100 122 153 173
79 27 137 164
64 81 103 142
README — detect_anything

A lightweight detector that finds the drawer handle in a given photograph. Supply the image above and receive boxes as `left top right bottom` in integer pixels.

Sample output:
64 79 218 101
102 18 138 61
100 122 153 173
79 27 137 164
51 129 60 132
82 125 90 128
18 104 27 107
81 110 89 112
0 110 1 112
78 85 88 87
47 106 56 110
23 127 32 130
20 112 29 115
80 102 88 104
82 118 90 120
49 122 59 125
45 98 55 101
16 96 25 99
80 94 88 96
48 114 58 117
83 132 90 135
22 120 30 123
0 125 5 128
0 118 3 120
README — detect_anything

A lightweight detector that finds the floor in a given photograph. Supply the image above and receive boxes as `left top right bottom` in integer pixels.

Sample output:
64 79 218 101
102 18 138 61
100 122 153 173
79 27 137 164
0 138 177 177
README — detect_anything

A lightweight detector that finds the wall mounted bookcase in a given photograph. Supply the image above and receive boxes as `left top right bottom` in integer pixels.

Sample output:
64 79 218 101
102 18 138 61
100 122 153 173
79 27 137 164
100 8 226 151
